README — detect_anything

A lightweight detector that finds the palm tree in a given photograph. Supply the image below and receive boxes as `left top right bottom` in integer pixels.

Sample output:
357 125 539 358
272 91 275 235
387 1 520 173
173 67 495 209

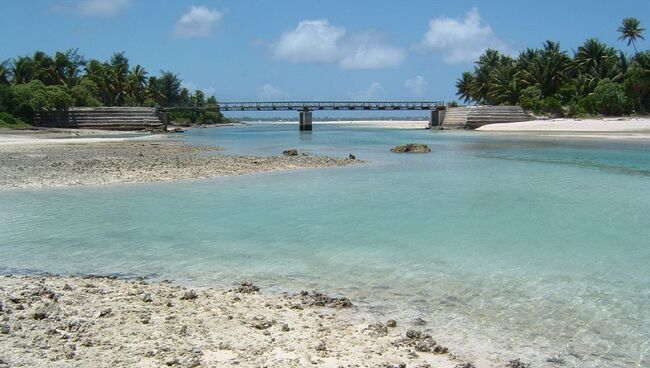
54 49 86 88
618 17 645 53
31 51 57 85
488 63 522 105
12 56 35 84
85 59 111 105
518 41 571 98
0 60 10 85
574 39 619 91
456 72 476 103
127 65 148 105
157 71 182 106
109 52 129 105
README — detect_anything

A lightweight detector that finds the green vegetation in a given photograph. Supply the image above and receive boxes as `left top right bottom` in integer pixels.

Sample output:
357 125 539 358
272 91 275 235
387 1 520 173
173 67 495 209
0 112 30 129
0 50 229 126
456 18 649 117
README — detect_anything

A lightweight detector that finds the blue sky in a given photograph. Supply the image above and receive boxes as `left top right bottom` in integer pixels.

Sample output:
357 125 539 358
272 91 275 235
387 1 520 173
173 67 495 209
2 0 649 104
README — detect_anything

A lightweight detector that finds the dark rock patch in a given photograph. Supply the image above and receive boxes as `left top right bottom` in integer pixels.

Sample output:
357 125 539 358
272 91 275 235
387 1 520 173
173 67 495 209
292 290 352 309
363 323 389 337
180 290 198 301
232 280 260 294
390 144 431 153
455 363 477 368
393 330 448 354
282 149 298 156
507 359 531 368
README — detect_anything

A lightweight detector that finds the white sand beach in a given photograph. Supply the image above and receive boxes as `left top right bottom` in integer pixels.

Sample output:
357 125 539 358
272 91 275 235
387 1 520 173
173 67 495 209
476 118 650 136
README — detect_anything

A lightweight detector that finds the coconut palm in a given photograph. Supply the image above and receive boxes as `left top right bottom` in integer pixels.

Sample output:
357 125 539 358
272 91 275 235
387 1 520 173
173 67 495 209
157 71 182 106
518 41 571 98
618 17 645 53
85 59 111 105
11 56 36 84
127 65 148 105
109 52 129 105
0 60 10 85
574 39 619 91
54 49 86 88
487 63 522 105
31 51 57 85
456 72 476 104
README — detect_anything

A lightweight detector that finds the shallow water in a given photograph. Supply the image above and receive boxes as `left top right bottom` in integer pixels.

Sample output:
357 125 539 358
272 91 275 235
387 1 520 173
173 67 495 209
1 124 649 367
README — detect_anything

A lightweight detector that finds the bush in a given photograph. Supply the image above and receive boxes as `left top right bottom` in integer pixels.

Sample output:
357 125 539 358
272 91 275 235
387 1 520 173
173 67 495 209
11 81 73 122
0 84 14 113
519 86 543 113
566 101 586 117
583 80 632 116
541 97 563 116
167 109 225 126
0 112 30 129
71 79 102 107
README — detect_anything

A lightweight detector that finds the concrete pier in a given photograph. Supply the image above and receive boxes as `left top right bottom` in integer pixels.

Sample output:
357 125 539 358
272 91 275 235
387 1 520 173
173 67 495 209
428 109 446 129
299 110 312 131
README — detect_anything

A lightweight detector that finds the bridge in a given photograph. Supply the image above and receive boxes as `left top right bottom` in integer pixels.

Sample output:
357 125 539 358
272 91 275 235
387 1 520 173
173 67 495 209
164 101 446 131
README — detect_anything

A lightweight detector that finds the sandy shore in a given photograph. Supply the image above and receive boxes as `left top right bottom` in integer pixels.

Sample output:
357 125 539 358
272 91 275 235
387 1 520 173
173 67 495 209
0 131 356 189
0 275 494 368
476 118 650 137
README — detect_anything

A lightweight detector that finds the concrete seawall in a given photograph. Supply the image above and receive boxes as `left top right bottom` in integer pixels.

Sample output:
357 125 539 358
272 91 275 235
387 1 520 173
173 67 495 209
35 107 167 132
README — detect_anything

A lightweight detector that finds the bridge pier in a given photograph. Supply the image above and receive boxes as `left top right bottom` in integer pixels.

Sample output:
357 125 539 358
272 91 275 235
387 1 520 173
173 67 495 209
428 108 446 129
299 110 312 131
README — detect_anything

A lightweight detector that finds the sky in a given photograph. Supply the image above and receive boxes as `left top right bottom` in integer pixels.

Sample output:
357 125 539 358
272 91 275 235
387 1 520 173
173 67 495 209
1 0 649 105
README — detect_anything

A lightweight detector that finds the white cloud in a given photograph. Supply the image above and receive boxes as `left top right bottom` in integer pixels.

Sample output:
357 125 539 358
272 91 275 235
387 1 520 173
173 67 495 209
420 8 510 64
203 86 216 96
258 84 289 100
272 20 345 63
182 82 216 97
64 0 131 16
348 82 387 100
173 6 223 39
271 20 405 69
404 75 427 96
339 33 406 69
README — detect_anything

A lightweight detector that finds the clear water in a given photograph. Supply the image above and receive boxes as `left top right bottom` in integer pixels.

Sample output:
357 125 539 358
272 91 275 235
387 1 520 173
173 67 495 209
1 124 649 367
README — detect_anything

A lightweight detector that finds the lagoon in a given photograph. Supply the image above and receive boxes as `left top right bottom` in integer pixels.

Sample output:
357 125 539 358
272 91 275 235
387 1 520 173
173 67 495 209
1 124 649 367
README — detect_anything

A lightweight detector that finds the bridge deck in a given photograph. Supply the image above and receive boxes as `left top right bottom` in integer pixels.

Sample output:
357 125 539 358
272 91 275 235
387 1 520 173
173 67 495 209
164 101 444 112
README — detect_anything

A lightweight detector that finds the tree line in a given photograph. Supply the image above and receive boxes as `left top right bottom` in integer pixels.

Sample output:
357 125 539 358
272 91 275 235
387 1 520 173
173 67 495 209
456 17 649 116
0 50 226 126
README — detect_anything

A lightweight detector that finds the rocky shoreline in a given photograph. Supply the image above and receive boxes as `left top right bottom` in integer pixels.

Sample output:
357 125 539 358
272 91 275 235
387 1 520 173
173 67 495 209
0 275 490 368
0 140 357 189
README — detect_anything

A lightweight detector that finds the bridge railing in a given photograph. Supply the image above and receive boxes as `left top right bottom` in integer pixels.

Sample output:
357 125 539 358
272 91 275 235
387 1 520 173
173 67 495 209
215 101 445 111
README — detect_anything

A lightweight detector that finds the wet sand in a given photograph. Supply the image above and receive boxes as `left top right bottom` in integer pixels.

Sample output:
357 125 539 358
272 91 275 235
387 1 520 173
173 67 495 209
0 275 479 368
0 132 356 189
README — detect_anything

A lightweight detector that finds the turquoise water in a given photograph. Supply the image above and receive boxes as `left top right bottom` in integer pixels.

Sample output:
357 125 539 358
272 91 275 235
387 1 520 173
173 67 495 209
1 124 649 367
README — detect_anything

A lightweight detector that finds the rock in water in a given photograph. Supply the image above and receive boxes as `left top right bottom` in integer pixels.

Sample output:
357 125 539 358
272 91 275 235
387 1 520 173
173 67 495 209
390 144 431 153
282 149 298 156
348 154 356 160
